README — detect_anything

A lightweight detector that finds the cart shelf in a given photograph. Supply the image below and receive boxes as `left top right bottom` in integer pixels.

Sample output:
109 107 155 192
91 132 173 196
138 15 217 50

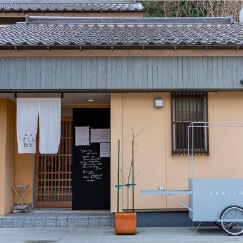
140 190 192 195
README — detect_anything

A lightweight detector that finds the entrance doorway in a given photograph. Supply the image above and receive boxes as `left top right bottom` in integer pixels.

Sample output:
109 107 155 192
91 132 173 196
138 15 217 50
35 107 110 209
35 117 73 208
72 108 110 210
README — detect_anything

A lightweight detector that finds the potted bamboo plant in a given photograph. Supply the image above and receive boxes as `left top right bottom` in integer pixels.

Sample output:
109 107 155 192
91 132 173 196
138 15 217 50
114 129 143 235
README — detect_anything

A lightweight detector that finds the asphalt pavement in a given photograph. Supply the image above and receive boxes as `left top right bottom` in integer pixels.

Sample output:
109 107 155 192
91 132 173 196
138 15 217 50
0 227 243 243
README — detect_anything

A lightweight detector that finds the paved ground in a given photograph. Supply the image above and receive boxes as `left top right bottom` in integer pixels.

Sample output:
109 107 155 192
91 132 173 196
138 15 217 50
0 227 243 243
5 210 111 217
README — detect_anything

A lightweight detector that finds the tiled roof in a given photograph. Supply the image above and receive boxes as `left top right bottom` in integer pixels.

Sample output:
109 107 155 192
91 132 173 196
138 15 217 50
0 17 242 48
0 2 144 12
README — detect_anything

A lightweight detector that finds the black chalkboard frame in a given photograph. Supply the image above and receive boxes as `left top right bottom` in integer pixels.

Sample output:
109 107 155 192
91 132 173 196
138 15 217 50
72 108 110 210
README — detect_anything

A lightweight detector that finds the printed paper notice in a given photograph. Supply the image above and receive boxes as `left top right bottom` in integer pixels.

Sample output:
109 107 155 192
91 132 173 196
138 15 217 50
91 129 110 143
100 143 110 158
75 126 89 146
100 129 110 142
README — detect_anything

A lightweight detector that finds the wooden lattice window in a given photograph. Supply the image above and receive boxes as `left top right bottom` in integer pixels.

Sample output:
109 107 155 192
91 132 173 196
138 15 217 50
35 117 73 208
171 92 209 155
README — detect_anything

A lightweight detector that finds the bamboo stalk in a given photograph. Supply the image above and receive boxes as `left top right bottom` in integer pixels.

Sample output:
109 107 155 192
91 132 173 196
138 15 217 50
132 139 134 213
117 139 120 213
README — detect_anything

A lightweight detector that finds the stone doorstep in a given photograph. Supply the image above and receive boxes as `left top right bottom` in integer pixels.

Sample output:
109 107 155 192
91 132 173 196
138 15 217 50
0 216 113 228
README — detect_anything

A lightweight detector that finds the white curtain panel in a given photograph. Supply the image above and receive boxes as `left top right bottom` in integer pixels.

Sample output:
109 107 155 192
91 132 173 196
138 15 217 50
17 98 61 154
17 98 39 153
39 98 61 154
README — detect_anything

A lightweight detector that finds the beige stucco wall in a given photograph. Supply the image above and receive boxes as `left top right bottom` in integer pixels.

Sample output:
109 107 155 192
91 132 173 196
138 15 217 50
9 92 243 212
0 98 32 215
110 92 243 212
14 145 33 205
0 99 7 215
0 99 16 216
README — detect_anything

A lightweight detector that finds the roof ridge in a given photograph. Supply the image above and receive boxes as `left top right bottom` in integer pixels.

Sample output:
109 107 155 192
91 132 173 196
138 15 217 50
24 16 234 25
0 0 136 3
0 2 144 12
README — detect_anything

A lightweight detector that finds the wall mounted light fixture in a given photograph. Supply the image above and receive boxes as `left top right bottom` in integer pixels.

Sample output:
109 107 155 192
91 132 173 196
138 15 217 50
154 97 164 107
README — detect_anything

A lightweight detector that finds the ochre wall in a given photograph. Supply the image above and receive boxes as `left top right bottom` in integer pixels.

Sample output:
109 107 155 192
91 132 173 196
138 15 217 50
0 98 33 215
11 92 243 212
110 92 243 212
0 99 8 215
0 99 16 216
14 145 33 205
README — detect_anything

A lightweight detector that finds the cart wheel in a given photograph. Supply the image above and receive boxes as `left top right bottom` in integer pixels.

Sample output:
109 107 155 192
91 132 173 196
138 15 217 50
220 206 243 236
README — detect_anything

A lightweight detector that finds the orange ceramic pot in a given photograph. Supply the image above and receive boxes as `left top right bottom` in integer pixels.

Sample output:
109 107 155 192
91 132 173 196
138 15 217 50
114 212 137 235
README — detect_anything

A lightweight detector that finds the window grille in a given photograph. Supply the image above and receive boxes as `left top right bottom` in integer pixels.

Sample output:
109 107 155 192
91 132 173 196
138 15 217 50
171 92 208 155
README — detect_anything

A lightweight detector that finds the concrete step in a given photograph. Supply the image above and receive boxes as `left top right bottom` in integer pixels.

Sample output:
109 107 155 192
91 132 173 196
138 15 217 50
0 215 113 228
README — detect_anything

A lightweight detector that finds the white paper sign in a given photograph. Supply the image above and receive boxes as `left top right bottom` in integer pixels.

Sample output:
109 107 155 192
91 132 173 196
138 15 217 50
100 129 110 142
91 129 101 143
75 126 89 146
91 129 110 143
100 143 110 158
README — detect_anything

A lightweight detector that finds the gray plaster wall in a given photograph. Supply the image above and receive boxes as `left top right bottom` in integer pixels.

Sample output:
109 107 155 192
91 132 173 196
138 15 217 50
0 57 242 91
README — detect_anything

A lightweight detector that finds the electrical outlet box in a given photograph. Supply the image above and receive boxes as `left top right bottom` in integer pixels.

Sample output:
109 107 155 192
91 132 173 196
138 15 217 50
159 185 164 190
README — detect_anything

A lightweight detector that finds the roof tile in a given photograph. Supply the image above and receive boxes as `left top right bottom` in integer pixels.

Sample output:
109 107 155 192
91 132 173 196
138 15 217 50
0 21 242 47
0 2 144 12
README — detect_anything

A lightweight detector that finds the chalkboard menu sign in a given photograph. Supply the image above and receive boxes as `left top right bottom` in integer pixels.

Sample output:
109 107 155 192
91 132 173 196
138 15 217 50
72 108 110 210
80 148 103 182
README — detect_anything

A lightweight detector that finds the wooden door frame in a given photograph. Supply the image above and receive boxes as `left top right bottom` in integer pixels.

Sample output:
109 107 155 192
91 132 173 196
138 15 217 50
35 117 73 208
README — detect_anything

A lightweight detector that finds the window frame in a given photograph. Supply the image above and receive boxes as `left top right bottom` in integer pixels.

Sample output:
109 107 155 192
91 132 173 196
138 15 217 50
171 92 209 156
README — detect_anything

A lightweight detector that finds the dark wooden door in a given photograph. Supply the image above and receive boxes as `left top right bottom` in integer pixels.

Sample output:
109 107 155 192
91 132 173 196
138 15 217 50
35 117 73 208
72 108 110 210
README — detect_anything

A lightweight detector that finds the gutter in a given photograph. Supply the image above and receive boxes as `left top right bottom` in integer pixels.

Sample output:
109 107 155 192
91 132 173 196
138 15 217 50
0 44 241 51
